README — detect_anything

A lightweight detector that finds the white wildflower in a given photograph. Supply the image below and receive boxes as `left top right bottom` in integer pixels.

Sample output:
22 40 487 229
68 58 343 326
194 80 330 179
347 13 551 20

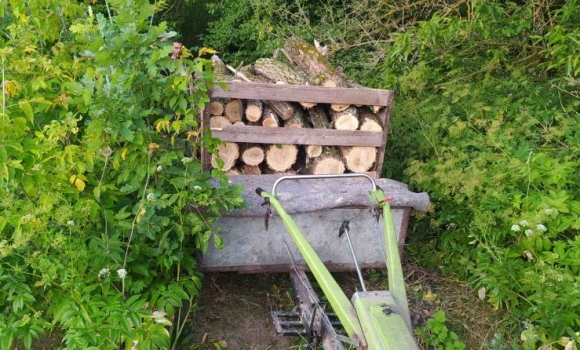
181 157 193 164
511 224 520 232
147 193 155 202
525 229 533 237
519 220 528 226
98 268 110 278
536 224 547 232
556 274 564 282
156 165 163 172
67 220 75 226
544 208 556 215
193 185 202 191
117 268 127 279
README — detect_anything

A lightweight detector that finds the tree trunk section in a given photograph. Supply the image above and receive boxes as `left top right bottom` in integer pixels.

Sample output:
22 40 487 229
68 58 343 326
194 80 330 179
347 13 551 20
284 108 305 128
266 144 298 172
308 106 330 129
261 107 280 127
245 99 264 122
225 99 244 123
210 116 230 130
210 98 227 116
284 36 358 88
240 144 265 166
307 147 345 175
241 164 262 175
254 58 309 85
340 146 377 172
210 142 239 171
331 106 359 130
359 109 383 131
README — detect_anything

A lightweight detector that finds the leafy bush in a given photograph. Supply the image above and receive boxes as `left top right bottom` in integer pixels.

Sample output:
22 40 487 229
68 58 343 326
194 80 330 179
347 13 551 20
0 0 243 348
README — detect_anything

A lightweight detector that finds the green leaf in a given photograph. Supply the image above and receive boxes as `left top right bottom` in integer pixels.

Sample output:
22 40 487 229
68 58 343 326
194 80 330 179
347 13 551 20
19 102 33 122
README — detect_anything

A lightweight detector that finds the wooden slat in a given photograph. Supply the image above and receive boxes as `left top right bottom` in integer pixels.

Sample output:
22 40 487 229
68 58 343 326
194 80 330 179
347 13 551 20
210 125 383 147
211 82 394 106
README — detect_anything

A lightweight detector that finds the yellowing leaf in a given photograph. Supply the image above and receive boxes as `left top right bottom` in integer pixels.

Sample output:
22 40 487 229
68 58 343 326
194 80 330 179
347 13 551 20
136 208 146 223
156 119 170 133
121 147 128 160
198 47 218 57
69 175 86 192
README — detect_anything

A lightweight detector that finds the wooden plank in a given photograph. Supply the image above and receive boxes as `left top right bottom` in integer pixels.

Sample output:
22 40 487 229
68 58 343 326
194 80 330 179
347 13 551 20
211 82 394 106
210 125 383 147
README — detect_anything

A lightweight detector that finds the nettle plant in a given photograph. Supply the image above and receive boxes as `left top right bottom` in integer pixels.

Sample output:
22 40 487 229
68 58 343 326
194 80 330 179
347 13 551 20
0 0 243 349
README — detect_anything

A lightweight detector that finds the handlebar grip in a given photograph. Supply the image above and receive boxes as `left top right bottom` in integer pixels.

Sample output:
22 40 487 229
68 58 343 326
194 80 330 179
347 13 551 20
255 187 265 197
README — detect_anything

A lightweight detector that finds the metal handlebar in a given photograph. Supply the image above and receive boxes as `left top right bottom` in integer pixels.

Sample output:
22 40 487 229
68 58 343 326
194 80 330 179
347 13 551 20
271 173 377 197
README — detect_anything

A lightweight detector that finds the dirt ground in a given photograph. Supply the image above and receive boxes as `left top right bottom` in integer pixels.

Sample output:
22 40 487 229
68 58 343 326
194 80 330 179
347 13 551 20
192 273 300 350
191 260 511 350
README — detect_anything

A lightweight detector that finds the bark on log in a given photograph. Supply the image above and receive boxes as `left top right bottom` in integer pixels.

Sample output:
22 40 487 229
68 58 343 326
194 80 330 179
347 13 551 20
284 36 359 88
265 144 298 172
284 108 305 128
254 58 309 85
241 164 262 175
225 99 244 123
359 109 383 132
308 106 331 129
211 55 229 81
254 58 317 109
307 147 345 175
240 144 265 166
227 69 296 121
210 116 230 130
245 100 264 122
261 107 280 127
210 142 239 171
331 106 359 130
339 146 377 172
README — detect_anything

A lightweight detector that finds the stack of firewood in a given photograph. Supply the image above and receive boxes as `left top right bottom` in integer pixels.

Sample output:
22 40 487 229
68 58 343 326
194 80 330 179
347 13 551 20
208 37 384 176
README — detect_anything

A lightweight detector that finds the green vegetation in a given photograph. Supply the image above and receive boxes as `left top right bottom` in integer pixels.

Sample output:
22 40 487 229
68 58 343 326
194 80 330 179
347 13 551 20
203 0 580 347
2 0 580 348
0 0 243 348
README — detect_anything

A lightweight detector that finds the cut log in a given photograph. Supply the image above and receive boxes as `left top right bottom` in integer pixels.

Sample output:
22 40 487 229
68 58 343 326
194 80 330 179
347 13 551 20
240 144 265 166
263 167 297 175
225 99 244 123
308 106 330 129
254 58 317 109
211 55 229 81
339 146 377 172
210 142 239 171
245 99 264 122
225 168 241 176
261 107 280 127
233 121 246 126
330 106 359 130
359 109 383 132
330 104 350 112
210 98 227 116
241 164 262 175
284 108 305 128
307 147 345 175
306 145 323 160
268 101 295 121
284 36 359 88
265 144 298 172
210 116 230 130
254 58 309 85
